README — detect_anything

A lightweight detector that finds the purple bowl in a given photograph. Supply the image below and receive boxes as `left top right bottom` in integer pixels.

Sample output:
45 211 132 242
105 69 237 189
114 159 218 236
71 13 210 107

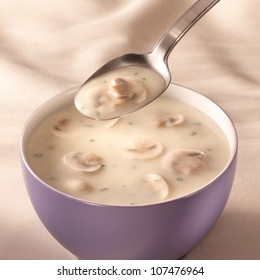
20 84 237 259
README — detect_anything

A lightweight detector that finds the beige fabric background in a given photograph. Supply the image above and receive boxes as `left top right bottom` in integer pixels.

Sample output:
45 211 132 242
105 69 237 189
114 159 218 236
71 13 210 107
0 0 259 260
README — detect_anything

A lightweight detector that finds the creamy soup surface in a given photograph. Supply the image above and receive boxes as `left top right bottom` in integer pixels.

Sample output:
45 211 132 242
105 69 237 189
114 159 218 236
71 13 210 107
27 95 230 206
74 66 166 120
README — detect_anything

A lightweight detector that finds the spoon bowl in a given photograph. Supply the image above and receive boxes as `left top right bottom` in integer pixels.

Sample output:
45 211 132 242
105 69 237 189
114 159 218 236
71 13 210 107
75 0 220 120
84 53 170 84
75 53 170 120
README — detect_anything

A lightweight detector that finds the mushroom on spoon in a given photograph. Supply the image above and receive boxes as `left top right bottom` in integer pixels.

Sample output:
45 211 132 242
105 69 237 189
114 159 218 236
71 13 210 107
75 0 220 120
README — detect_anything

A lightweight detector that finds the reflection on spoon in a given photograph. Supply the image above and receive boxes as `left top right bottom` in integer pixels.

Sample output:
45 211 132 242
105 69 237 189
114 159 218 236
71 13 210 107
75 0 220 120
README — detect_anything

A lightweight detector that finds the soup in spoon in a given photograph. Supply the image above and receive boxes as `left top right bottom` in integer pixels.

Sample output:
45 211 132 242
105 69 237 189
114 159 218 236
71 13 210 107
74 66 166 120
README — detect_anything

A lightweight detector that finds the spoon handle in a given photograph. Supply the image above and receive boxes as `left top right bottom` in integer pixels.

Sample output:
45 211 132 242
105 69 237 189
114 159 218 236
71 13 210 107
152 0 220 62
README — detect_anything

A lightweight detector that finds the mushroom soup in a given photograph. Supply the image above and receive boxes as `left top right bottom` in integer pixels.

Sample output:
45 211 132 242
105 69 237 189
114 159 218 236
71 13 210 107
26 95 230 206
74 66 166 120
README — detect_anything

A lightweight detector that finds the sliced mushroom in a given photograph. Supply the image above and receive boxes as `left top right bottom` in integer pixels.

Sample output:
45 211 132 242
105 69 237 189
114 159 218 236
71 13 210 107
123 138 163 159
89 86 114 108
163 149 205 174
63 152 104 172
50 118 81 138
143 173 169 200
108 77 147 105
75 84 115 116
150 113 184 128
63 179 93 193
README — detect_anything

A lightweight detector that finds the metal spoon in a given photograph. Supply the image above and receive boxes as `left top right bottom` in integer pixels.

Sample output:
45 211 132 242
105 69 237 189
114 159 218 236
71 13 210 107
75 0 220 120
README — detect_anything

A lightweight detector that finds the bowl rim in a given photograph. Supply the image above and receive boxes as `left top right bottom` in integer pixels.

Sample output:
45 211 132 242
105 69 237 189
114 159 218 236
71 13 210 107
20 83 238 208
